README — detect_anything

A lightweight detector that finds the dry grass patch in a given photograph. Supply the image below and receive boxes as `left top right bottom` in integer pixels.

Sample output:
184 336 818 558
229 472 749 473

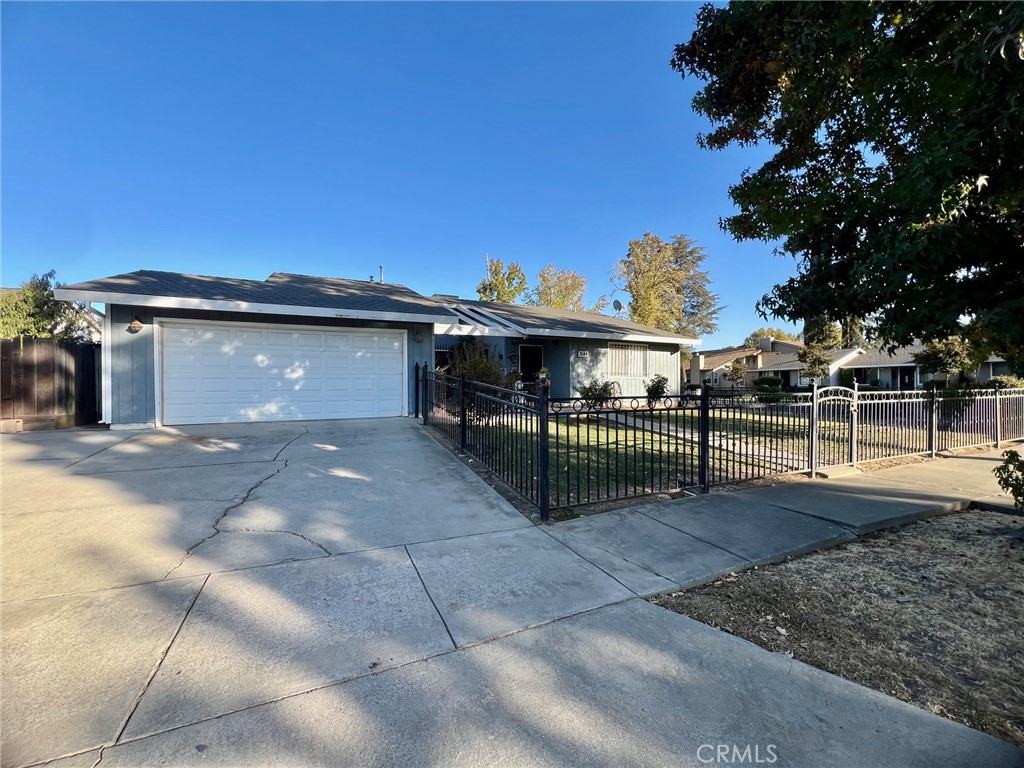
651 509 1024 747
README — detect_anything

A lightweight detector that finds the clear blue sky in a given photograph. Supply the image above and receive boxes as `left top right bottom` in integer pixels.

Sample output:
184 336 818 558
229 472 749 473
1 1 801 348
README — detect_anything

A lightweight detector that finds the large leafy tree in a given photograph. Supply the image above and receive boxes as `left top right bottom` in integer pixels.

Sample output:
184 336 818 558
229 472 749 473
673 2 1024 368
613 232 722 337
527 264 607 312
0 270 91 341
742 326 800 348
476 256 528 304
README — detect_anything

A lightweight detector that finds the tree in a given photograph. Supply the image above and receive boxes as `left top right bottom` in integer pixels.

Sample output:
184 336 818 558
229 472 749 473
526 264 607 313
723 359 748 388
798 319 841 382
0 270 91 341
913 337 986 386
476 256 528 304
840 316 868 350
673 2 1024 368
742 326 800 348
613 232 722 337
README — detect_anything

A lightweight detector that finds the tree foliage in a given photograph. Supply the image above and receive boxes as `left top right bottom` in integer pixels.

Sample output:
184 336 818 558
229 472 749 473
476 256 528 304
527 264 607 313
673 2 1024 365
798 319 841 382
723 359 748 386
912 337 986 385
613 232 722 337
742 326 800 348
0 270 91 341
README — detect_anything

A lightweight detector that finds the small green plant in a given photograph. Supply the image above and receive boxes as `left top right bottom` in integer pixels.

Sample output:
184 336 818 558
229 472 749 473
993 450 1024 511
537 366 550 380
645 374 670 407
574 379 617 410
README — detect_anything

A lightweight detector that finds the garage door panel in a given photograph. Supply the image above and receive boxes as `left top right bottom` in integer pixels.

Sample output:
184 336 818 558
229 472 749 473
161 322 405 425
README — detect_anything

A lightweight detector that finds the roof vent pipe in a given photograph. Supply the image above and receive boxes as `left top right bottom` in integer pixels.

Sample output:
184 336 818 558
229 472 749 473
379 265 384 283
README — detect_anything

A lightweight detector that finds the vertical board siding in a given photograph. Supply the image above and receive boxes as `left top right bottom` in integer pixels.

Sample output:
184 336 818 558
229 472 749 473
0 338 100 428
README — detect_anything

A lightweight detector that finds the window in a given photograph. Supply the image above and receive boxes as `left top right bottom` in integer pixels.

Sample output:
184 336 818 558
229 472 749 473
608 343 648 377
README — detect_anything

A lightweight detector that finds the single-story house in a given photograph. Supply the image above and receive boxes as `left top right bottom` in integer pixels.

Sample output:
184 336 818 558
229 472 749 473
841 345 1013 389
55 270 452 427
752 348 864 388
433 298 698 399
56 270 699 426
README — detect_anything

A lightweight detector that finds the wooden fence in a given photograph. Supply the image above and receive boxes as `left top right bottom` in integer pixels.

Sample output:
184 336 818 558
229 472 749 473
1 338 101 430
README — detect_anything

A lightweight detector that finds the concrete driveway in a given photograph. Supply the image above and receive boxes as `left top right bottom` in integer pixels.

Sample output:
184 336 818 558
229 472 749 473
3 420 1020 767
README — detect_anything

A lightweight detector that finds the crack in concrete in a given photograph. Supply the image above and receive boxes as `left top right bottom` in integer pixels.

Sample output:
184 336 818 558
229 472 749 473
90 744 106 768
238 528 331 555
113 574 210 747
160 429 309 580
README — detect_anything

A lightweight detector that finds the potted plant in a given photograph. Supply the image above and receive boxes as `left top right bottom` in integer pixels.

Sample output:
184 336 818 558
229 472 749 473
537 366 551 385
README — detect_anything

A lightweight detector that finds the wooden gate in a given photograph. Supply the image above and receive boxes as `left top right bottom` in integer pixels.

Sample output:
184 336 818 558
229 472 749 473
1 338 101 430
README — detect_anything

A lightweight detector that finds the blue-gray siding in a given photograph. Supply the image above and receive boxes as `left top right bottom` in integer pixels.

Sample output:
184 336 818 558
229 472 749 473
107 304 433 424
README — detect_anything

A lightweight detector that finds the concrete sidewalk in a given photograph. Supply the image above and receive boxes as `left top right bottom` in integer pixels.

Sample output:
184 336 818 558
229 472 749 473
549 446 1019 599
3 425 1020 768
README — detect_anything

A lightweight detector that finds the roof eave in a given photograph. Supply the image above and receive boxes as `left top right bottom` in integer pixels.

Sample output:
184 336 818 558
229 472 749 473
53 289 454 325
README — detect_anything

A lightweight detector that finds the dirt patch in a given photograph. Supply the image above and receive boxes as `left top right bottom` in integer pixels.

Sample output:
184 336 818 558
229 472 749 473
651 509 1024 747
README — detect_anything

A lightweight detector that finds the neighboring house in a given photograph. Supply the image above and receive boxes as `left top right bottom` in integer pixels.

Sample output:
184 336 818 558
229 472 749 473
841 344 1012 389
686 346 759 387
753 348 864 388
55 269 700 427
688 337 806 387
433 298 698 399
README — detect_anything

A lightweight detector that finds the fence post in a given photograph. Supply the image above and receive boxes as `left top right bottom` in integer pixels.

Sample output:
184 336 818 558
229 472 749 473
698 385 711 493
928 388 938 458
414 363 420 419
538 382 550 520
422 368 430 426
995 388 1002 448
849 381 858 467
809 383 819 478
459 374 468 453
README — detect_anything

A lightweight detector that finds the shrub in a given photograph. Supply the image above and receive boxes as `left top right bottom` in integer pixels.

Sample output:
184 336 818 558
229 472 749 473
753 376 783 390
993 450 1024 511
574 379 617 410
988 375 1024 390
840 368 855 388
645 374 670 406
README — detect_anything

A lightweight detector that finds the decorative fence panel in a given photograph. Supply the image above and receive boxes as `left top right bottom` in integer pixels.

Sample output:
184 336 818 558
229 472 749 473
418 367 1024 520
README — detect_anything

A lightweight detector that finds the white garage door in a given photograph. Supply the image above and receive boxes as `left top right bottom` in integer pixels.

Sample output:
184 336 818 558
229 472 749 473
160 322 405 425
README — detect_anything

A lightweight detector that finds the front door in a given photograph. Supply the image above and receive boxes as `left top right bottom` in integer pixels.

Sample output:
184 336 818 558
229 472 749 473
519 344 543 383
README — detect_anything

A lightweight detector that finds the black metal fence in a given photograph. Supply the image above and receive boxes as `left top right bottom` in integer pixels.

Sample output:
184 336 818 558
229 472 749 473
418 366 1024 520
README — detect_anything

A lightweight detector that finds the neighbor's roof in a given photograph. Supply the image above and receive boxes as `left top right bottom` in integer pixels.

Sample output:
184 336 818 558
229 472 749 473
848 345 927 368
439 298 699 345
697 347 758 371
756 348 863 371
55 270 457 323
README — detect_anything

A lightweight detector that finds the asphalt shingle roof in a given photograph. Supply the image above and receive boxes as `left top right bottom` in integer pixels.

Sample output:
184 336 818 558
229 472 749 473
452 299 697 343
697 347 759 371
60 270 457 318
756 349 861 371
850 345 927 367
